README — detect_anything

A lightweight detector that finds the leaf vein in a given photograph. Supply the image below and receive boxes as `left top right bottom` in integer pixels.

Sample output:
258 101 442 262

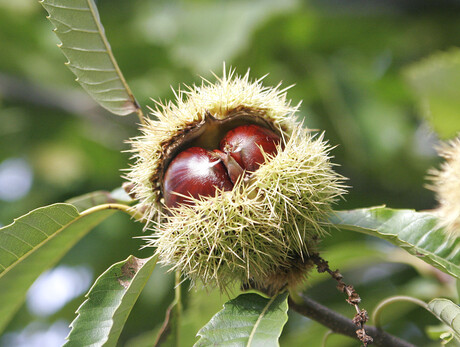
61 46 107 53
77 76 120 85
55 27 99 34
88 87 127 94
67 64 116 72
43 3 91 11
35 212 67 231
16 220 53 238
0 245 21 260
55 205 79 219
48 17 96 33
1 231 35 248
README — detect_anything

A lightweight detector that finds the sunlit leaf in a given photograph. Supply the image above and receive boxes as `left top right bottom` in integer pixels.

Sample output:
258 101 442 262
426 324 454 344
65 255 157 347
0 203 115 333
330 207 460 279
39 0 140 116
195 292 289 347
405 49 460 139
427 298 460 342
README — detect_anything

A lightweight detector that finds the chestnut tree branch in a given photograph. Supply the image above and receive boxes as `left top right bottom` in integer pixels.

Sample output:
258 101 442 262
288 293 416 347
309 253 373 345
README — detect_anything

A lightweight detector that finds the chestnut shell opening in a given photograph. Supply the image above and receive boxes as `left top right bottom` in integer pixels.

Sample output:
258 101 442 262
157 107 284 201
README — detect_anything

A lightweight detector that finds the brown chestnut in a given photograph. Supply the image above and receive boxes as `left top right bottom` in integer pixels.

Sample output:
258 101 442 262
163 147 233 208
220 124 281 173
163 124 281 208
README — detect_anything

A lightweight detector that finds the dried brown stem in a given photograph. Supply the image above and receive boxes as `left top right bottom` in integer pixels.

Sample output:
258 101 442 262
289 293 416 347
310 253 373 346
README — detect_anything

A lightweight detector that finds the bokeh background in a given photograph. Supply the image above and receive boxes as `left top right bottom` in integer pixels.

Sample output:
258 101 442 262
1 0 459 346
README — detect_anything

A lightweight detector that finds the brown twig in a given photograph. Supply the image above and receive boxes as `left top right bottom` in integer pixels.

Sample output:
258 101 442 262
310 253 373 346
288 294 416 347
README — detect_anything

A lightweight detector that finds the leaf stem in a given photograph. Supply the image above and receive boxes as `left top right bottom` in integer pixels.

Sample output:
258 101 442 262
321 330 334 347
81 203 144 221
372 296 428 328
174 270 182 335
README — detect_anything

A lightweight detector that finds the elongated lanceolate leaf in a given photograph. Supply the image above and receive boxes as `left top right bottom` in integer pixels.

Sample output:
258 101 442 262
427 298 460 341
0 203 115 333
330 207 460 280
65 255 158 347
40 0 140 116
195 292 289 347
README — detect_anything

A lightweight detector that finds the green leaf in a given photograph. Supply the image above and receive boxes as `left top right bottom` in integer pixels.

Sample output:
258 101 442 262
405 49 460 139
195 292 289 347
39 0 140 116
0 203 115 333
427 298 460 342
66 187 133 213
65 255 158 347
330 207 460 280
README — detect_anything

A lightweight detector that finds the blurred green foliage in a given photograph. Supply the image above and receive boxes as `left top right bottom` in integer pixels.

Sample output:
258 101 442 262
1 0 459 346
406 48 460 139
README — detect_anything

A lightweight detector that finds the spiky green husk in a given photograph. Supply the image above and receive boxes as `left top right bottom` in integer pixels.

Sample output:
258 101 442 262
428 136 460 239
127 70 298 225
128 70 347 292
145 126 346 291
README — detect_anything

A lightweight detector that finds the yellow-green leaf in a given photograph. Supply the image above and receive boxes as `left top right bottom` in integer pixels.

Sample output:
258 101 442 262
0 203 116 333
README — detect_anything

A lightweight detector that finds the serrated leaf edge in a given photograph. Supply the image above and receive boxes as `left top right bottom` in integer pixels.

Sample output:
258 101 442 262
427 298 460 340
39 0 140 116
0 203 80 279
331 207 460 279
65 255 157 346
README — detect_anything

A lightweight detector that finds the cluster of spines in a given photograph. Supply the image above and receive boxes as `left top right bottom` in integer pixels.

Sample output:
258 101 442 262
146 126 347 290
427 136 460 239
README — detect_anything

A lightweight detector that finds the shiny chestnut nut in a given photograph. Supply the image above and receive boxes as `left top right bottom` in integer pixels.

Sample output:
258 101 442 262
220 124 281 173
163 147 233 208
163 124 281 208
